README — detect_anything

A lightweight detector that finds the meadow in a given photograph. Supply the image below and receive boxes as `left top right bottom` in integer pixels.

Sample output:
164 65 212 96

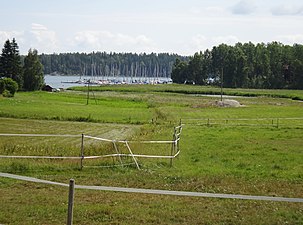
0 84 302 224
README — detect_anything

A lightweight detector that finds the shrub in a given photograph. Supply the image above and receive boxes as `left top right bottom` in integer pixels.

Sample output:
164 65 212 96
0 78 18 97
2 89 13 97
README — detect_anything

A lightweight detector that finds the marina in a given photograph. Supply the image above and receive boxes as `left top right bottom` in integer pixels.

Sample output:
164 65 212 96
45 75 173 89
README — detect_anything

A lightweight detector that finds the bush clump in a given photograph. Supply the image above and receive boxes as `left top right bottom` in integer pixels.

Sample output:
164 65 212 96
0 78 18 97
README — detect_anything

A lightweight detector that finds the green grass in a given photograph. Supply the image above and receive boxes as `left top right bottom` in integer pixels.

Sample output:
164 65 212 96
69 84 303 100
0 91 152 124
0 84 302 224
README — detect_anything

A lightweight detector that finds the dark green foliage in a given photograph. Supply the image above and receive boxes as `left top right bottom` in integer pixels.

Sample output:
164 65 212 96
40 52 186 78
23 49 44 91
0 38 23 88
171 58 189 83
0 77 18 97
0 39 45 92
172 41 303 89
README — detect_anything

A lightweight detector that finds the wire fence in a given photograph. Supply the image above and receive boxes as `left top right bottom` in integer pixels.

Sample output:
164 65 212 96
182 117 303 128
0 124 183 170
1 172 302 203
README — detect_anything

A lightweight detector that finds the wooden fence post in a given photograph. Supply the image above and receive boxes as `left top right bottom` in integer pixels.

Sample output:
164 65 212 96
170 127 176 167
67 179 75 225
80 134 84 170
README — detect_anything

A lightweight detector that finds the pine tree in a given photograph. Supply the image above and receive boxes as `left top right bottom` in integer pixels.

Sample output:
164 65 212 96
23 49 44 91
0 40 12 78
0 39 23 88
11 38 23 87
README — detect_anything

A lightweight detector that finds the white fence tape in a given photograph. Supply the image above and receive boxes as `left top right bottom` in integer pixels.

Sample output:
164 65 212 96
0 172 302 203
0 124 183 166
184 117 303 121
0 155 81 159
82 150 180 160
85 135 176 144
0 133 80 138
182 117 303 128
83 135 113 143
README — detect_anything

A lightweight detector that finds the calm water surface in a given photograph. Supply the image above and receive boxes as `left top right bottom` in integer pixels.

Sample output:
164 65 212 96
44 75 172 89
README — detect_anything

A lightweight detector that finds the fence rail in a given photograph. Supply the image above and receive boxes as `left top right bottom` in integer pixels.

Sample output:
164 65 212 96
1 172 302 203
182 117 303 128
0 124 183 170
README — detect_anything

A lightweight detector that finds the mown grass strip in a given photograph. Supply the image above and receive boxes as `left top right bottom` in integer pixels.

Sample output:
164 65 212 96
68 84 303 100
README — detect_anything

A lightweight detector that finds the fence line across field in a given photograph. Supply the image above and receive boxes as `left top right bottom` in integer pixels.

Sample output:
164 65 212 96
83 151 180 160
184 117 303 121
84 135 177 144
0 155 82 159
1 172 301 224
182 117 303 127
1 172 302 203
0 133 81 138
0 124 183 170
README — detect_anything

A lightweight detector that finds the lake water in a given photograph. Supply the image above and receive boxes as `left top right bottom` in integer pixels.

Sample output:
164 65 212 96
45 75 90 89
44 75 172 89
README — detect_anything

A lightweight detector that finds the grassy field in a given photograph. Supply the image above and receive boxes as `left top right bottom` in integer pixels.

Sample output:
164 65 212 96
0 84 302 224
70 84 303 100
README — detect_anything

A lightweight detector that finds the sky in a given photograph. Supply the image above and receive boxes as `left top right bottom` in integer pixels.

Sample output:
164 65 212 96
0 0 303 55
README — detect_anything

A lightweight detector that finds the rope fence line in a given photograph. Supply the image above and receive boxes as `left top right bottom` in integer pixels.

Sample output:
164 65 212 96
0 133 81 137
0 132 181 144
0 155 82 159
85 135 178 144
0 123 183 170
83 151 181 160
182 117 303 128
184 117 303 121
0 172 302 203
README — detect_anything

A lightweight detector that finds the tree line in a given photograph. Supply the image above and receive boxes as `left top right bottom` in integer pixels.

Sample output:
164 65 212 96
2 39 302 94
172 42 303 89
40 52 185 78
0 39 44 96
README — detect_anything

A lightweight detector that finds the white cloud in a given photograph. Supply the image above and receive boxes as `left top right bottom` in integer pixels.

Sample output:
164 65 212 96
31 23 48 31
191 35 208 50
0 24 59 54
205 7 226 15
28 23 59 53
275 34 303 44
231 0 257 15
0 31 29 54
185 35 240 55
70 31 158 53
271 5 303 16
0 31 24 45
189 7 201 15
188 6 226 17
212 35 240 46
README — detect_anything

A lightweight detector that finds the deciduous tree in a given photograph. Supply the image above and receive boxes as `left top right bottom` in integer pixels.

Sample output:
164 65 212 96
23 49 44 91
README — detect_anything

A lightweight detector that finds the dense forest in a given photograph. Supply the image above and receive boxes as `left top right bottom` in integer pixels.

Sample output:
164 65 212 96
0 39 44 94
40 52 186 79
172 42 303 89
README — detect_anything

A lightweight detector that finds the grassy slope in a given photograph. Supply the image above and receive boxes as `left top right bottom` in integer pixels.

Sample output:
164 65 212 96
0 85 302 224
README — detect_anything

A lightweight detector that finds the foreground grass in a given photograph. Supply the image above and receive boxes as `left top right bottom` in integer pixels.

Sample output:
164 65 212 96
0 85 302 224
0 181 302 225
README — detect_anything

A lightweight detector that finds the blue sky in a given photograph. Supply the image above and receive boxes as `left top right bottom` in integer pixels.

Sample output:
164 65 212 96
0 0 303 55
